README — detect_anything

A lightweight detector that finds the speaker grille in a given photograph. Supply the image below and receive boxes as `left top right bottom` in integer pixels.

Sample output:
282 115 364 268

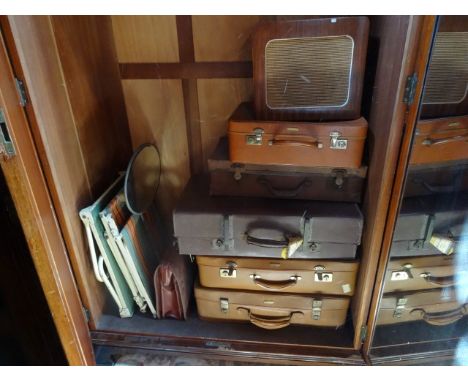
423 32 468 104
265 35 354 109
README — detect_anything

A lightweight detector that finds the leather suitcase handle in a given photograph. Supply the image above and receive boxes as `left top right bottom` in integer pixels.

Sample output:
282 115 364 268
420 272 456 287
410 305 467 326
246 234 289 248
268 138 323 149
250 274 301 290
237 307 303 330
422 133 468 146
257 176 312 197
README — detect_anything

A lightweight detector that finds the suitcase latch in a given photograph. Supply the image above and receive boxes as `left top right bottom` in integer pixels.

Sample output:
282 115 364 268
312 299 322 320
332 169 346 188
314 265 333 282
391 263 414 281
220 262 237 278
393 297 407 319
246 128 264 145
330 132 348 150
220 298 229 313
231 163 244 181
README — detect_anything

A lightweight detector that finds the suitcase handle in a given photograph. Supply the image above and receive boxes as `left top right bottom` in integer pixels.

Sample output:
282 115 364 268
237 307 303 330
410 304 468 326
422 134 468 146
413 177 457 194
250 274 301 290
420 272 456 287
257 176 312 197
246 234 289 248
268 138 323 149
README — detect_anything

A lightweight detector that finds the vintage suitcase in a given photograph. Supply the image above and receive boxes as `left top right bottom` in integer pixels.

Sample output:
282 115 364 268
404 160 468 198
228 103 368 168
383 255 460 293
197 256 358 296
209 137 367 202
174 176 363 259
390 194 468 258
252 17 369 121
194 281 350 329
409 116 468 165
420 16 468 119
377 288 468 326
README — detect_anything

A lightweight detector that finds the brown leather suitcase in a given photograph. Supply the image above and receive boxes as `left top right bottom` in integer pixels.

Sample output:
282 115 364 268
383 255 458 293
404 160 468 198
196 256 358 296
390 194 468 258
410 116 468 165
252 17 369 121
377 288 468 326
194 281 350 329
228 103 368 169
174 176 363 259
209 137 367 202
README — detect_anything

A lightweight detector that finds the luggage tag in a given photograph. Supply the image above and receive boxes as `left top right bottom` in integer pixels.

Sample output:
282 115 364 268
281 236 304 259
430 234 456 255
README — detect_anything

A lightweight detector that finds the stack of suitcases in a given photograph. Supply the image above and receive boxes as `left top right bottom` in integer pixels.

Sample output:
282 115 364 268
173 16 372 329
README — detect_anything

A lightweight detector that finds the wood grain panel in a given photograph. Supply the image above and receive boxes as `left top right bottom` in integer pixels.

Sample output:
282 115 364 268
192 16 260 62
122 80 190 225
197 78 253 167
111 16 179 63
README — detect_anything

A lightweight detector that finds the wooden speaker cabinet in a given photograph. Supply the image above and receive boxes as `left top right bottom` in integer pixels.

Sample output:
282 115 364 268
253 17 370 122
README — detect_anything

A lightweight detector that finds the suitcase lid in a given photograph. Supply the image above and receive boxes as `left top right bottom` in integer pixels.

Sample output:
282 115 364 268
194 281 349 311
174 176 363 245
208 137 368 177
380 287 467 310
228 103 368 138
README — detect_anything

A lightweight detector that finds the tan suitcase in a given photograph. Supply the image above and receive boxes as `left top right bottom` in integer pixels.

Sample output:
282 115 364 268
383 255 458 293
197 256 358 296
377 288 468 326
194 281 350 329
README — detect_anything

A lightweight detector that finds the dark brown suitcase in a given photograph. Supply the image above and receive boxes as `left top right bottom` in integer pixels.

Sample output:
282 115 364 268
252 17 369 121
410 116 468 165
390 194 468 258
404 160 468 198
383 255 458 293
194 281 350 329
209 138 367 202
197 256 359 296
228 103 368 169
377 288 468 326
173 176 363 260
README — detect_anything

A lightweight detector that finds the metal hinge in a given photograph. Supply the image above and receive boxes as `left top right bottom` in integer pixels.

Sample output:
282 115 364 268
360 325 368 343
14 78 27 107
0 108 16 160
403 73 418 105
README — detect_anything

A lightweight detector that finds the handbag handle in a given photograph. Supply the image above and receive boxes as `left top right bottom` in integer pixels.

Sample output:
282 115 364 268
410 305 467 326
237 307 303 330
422 133 468 146
268 138 323 149
257 176 312 197
250 274 301 290
246 233 289 248
420 272 456 287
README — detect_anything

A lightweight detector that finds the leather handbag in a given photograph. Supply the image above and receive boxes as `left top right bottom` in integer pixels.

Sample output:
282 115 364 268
377 288 468 326
209 137 367 202
228 103 367 168
410 116 468 165
383 255 459 293
197 256 358 296
174 176 363 260
194 281 350 329
154 245 193 320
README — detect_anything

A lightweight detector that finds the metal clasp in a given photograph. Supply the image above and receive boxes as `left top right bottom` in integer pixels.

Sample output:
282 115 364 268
232 163 244 181
220 298 229 313
393 297 407 319
220 261 237 278
330 132 348 150
313 265 333 282
312 299 322 320
332 169 346 189
391 263 414 281
246 128 264 145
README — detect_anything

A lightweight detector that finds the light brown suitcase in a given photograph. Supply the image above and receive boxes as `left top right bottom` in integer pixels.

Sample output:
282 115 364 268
383 255 458 293
377 288 468 326
410 116 468 165
228 103 368 168
197 256 358 296
194 281 350 329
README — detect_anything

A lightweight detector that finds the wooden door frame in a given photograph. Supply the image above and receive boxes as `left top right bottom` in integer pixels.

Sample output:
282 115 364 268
0 16 94 365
